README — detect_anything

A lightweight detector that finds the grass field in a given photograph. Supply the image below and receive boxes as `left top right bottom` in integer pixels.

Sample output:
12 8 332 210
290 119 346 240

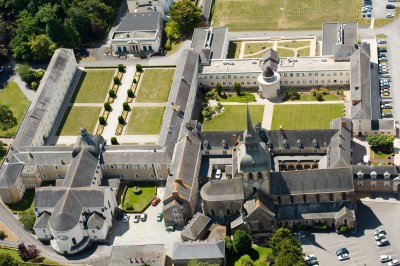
279 41 310 48
56 106 101 136
122 183 157 213
0 82 30 137
297 47 310 56
213 0 361 31
285 94 341 101
244 42 273 55
227 41 242 59
202 105 264 131
271 104 343 129
234 246 272 266
277 48 294 57
125 107 165 135
70 70 115 103
135 69 175 103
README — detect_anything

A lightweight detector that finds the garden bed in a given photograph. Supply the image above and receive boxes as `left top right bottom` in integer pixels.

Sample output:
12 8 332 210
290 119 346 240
121 183 157 213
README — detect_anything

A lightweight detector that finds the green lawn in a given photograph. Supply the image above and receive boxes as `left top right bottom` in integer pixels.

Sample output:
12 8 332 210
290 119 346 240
271 104 343 130
227 41 242 59
202 105 264 131
122 183 157 213
6 189 35 214
286 94 341 102
0 248 59 265
125 107 165 135
297 47 311 56
135 69 175 103
234 246 273 266
70 70 115 103
213 0 361 31
279 41 310 48
0 82 30 137
56 106 101 136
371 149 393 160
244 42 273 55
277 48 294 57
218 92 256 103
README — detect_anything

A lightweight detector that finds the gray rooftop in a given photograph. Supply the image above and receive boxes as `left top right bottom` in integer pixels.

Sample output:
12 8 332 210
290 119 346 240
201 178 244 201
370 119 395 131
322 23 339 55
181 212 212 241
33 211 51 229
328 118 353 168
172 240 225 260
0 162 24 188
342 22 358 45
87 212 105 229
63 148 99 188
115 12 161 33
201 0 213 23
110 245 165 266
191 27 228 61
269 167 354 196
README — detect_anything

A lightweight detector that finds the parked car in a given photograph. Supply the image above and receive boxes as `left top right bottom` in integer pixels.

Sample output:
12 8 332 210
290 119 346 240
151 197 161 206
122 214 130 223
157 212 163 222
375 233 386 240
389 260 400 266
386 4 395 9
387 13 394 18
336 248 349 256
380 255 392 263
306 259 319 266
133 213 140 223
375 228 386 235
382 113 393 118
304 254 316 262
338 253 350 261
377 238 390 247
140 213 147 222
378 47 387 52
378 39 388 44
215 169 222 179
381 102 392 108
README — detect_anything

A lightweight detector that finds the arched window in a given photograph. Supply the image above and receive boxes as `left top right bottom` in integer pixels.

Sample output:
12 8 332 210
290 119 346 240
248 173 253 180
258 172 263 179
277 196 281 204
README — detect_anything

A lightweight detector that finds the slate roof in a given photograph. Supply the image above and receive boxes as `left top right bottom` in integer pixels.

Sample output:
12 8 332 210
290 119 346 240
181 212 212 241
342 22 358 45
322 23 339 55
191 27 228 62
33 211 51 229
197 131 243 150
35 188 67 208
110 245 164 266
172 240 225 260
49 190 83 232
333 44 357 61
335 206 355 220
201 0 213 24
370 119 395 130
328 118 352 168
269 167 354 196
244 192 275 217
115 12 161 32
201 178 244 201
102 150 170 164
87 212 105 229
0 162 24 188
352 165 399 179
275 201 354 220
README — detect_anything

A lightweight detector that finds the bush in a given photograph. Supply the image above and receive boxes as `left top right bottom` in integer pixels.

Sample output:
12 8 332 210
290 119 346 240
118 116 125 125
124 202 133 210
111 137 119 145
123 102 130 111
286 88 300 100
310 88 318 96
104 102 111 111
216 82 222 95
99 116 106 125
339 224 350 233
320 87 329 95
114 76 120 85
19 211 35 232
17 64 37 85
36 70 45 80
18 243 40 261
31 81 39 90
234 82 241 96
165 38 172 51
136 64 143 72
233 230 252 255
133 78 137 84
109 90 116 98
127 89 134 98
316 92 323 101
239 255 253 266
224 236 235 254
118 64 125 72
0 230 7 240
314 223 328 231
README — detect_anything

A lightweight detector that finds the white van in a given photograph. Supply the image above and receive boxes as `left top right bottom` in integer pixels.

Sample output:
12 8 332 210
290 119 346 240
215 169 222 179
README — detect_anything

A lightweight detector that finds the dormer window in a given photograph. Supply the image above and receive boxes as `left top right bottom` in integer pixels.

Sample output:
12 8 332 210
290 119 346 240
384 171 390 180
312 139 318 148
282 139 288 148
357 170 363 179
297 139 302 148
371 171 377 179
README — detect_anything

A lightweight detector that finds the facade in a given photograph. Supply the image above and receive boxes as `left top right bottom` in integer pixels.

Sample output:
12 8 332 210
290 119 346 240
111 12 163 56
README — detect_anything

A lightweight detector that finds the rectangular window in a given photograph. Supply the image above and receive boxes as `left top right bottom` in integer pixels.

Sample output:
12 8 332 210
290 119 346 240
253 82 257 85
284 81 288 84
315 80 318 83
227 75 231 79
241 82 244 85
297 81 300 84
302 73 305 77
321 73 324 76
333 73 337 76
211 82 214 86
291 81 294 84
284 73 288 77
209 75 213 79
290 73 293 77
234 75 238 78
308 73 312 76
340 72 343 76
309 80 313 84
303 80 306 84
296 73 299 77
215 75 219 79
315 73 318 76
229 82 232 85
247 82 250 85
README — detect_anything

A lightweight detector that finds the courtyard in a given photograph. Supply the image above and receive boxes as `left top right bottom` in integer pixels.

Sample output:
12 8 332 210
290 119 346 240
213 0 362 31
271 103 343 130
135 68 175 103
56 106 102 136
125 107 165 135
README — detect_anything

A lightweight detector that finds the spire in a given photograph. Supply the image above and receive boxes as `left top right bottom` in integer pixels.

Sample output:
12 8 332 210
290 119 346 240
244 104 257 143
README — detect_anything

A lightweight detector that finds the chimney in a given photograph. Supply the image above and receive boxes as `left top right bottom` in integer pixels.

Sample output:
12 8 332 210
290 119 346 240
232 134 237 145
339 143 342 149
175 178 183 185
341 120 347 128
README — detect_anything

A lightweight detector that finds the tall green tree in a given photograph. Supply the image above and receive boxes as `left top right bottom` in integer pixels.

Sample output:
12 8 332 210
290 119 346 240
17 63 37 84
166 0 201 39
188 259 220 266
29 34 57 61
0 253 19 266
0 105 17 133
233 230 252 255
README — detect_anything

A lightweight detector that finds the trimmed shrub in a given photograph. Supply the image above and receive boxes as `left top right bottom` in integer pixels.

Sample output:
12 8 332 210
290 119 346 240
104 102 111 111
234 82 241 96
216 82 222 95
339 224 350 233
113 76 120 85
118 64 125 72
0 230 7 240
316 92 323 101
99 116 106 125
109 90 116 98
136 64 143 72
127 89 134 98
111 137 119 145
314 223 328 231
31 82 39 90
124 202 133 210
165 38 172 51
118 116 125 125
36 70 45 80
123 102 130 111
133 78 137 84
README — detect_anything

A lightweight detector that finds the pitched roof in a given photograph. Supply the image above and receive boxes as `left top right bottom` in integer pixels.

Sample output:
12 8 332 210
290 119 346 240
328 118 352 168
0 162 24 188
335 206 355 219
244 192 275 217
115 12 161 32
352 165 399 179
201 178 244 202
172 240 225 260
35 187 67 208
191 27 228 61
269 167 354 196
87 212 105 229
49 190 83 232
33 211 51 229
181 213 212 241
110 245 165 266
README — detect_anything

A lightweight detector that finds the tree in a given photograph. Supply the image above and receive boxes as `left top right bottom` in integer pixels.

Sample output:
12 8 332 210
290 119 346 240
268 228 304 266
0 141 6 159
233 230 252 255
310 88 318 96
286 88 300 100
99 116 106 125
111 137 119 145
123 102 130 111
268 228 298 256
104 102 111 111
216 82 222 95
17 64 37 85
18 243 40 261
315 92 323 101
167 0 201 39
320 87 329 95
118 64 125 72
0 253 18 266
165 20 180 40
0 105 17 133
136 64 143 72
109 90 116 98
28 34 57 61
0 230 7 240
118 116 125 125
239 255 253 266
127 89 134 98
225 236 235 254
113 76 120 85
234 82 241 96
31 82 39 91
18 210 36 232
367 135 394 149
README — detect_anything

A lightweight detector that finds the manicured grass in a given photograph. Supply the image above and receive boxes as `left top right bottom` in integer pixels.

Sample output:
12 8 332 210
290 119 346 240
56 106 101 136
217 92 256 103
371 149 393 160
135 69 175 103
297 47 311 56
271 104 343 130
376 34 388 39
234 246 273 266
0 82 30 137
125 107 165 135
122 183 157 213
202 105 264 131
279 41 310 49
287 94 341 102
70 70 115 103
0 248 59 265
374 8 400 28
166 40 183 55
244 42 273 55
277 48 294 57
227 41 242 59
213 0 361 31
6 189 34 214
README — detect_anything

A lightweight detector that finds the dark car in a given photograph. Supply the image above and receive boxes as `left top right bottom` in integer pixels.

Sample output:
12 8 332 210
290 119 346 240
386 4 395 9
336 248 349 256
378 47 387 52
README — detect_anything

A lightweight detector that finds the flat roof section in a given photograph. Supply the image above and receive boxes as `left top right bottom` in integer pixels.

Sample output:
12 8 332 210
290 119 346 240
322 23 339 56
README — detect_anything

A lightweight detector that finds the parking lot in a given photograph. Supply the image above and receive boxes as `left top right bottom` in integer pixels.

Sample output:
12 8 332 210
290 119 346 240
361 0 397 18
301 198 400 265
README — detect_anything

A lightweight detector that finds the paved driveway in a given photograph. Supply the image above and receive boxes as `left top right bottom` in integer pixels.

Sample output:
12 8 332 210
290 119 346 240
300 199 400 266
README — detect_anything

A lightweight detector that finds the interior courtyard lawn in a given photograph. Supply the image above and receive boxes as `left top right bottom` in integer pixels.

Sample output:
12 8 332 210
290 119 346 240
244 42 273 55
213 0 361 31
122 183 157 213
279 41 310 49
234 246 273 266
202 105 264 131
227 41 242 59
125 107 165 135
276 48 294 57
70 69 115 103
56 106 101 136
271 104 343 130
0 82 29 137
135 68 175 103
